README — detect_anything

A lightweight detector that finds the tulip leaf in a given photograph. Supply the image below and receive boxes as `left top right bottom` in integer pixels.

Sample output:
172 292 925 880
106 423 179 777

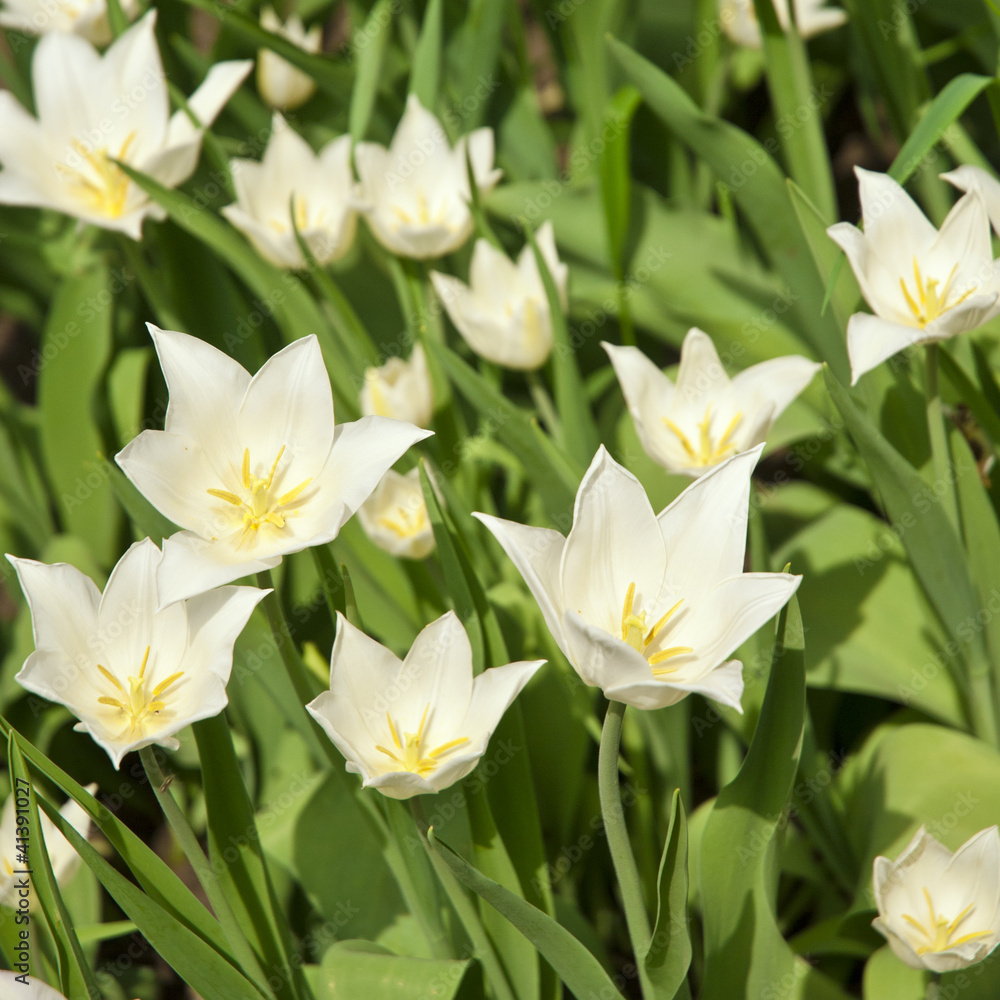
754 0 836 222
643 789 691 1000
37 264 120 567
7 737 101 1000
606 35 848 381
409 0 443 110
861 946 926 1000
114 162 362 416
426 340 580 521
427 828 622 1000
349 0 394 143
938 348 1000 449
193 713 307 1000
35 790 271 1000
316 940 481 999
598 85 642 277
528 227 600 469
887 74 993 186
700 596 850 1000
824 366 986 729
0 723 235 964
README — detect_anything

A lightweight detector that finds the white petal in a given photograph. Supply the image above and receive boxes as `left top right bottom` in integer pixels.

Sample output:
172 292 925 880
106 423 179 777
846 311 928 384
168 59 252 143
855 167 937 263
0 972 70 1000
184 585 269 684
6 554 100 657
656 447 761 595
728 356 821 431
561 447 666 637
31 29 103 143
673 328 729 416
472 513 568 657
560 610 656 695
605 658 745 713
941 165 1000 234
96 537 160 668
460 660 544 745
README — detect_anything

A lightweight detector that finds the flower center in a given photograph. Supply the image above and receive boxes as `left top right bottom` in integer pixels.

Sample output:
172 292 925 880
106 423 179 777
269 194 326 235
375 705 469 776
391 189 446 229
378 503 428 539
207 446 312 541
900 258 975 328
902 887 992 955
96 646 184 740
663 405 742 468
55 133 137 219
620 582 693 677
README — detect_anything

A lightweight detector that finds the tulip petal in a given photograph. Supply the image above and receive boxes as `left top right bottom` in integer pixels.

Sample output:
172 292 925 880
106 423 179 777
461 659 544 746
728 356 821 422
845 311 927 384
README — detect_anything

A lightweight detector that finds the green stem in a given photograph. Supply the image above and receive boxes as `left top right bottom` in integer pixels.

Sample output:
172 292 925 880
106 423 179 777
598 700 655 998
526 370 562 441
925 344 960 531
927 970 941 1000
139 747 276 999
256 570 321 706
410 798 517 1000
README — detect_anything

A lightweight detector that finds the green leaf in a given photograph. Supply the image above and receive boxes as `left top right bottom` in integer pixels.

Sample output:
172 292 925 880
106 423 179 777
427 829 621 1000
106 460 178 546
824 366 985 727
350 0 394 142
37 264 119 565
888 74 993 185
527 228 599 468
606 35 848 380
427 341 580 521
643 790 691 999
938 347 1000 448
316 940 480 1000
0 722 234 964
700 597 850 1000
409 0 443 109
862 946 926 1000
7 738 102 1000
106 347 151 450
598 85 642 272
754 0 836 221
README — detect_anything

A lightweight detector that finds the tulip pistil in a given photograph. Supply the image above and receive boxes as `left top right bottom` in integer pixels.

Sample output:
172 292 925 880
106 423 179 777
664 406 742 468
207 445 312 539
56 132 137 219
375 705 469 776
620 583 693 676
902 887 992 955
96 646 184 738
900 258 975 328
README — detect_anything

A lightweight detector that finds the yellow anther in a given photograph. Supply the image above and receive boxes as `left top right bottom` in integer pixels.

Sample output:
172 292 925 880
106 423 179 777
207 489 243 506
242 448 251 489
650 646 694 669
55 132 137 218
645 599 684 645
618 585 694 679
378 703 470 777
903 887 992 956
95 646 182 740
97 663 123 692
152 672 184 697
664 407 742 468
900 258 975 328
378 504 427 538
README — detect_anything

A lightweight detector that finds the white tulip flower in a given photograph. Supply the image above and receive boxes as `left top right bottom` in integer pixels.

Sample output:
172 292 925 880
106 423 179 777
0 11 251 239
719 0 847 49
941 165 1000 235
0 783 95 910
357 469 435 560
475 446 799 712
0 974 73 999
604 330 820 478
355 94 502 259
873 825 1000 972
257 6 321 111
360 343 434 428
0 0 138 45
306 612 543 799
827 167 1000 384
116 327 433 605
222 113 358 269
430 221 568 371
6 539 267 768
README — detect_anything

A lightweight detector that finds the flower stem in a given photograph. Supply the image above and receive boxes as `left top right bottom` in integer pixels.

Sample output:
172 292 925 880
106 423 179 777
526 370 562 441
598 700 654 997
139 746 277 999
256 570 321 706
925 344 960 531
927 970 942 999
410 797 517 1000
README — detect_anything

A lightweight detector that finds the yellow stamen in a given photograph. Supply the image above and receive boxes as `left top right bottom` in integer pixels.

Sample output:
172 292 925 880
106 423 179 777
900 257 975 328
207 489 243 506
378 703 470 777
94 646 183 740
618 584 694 680
902 887 993 956
664 406 743 468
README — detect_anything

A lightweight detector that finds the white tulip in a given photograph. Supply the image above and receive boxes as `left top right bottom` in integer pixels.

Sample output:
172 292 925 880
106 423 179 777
873 825 1000 972
256 6 321 111
0 0 138 45
475 446 799 712
827 167 1000 384
0 973 73 999
360 343 434 428
116 327 432 605
430 221 568 371
222 113 358 269
306 612 543 799
719 0 847 49
6 539 267 768
355 94 502 259
357 469 435 560
0 783 95 909
604 330 820 477
0 11 251 239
